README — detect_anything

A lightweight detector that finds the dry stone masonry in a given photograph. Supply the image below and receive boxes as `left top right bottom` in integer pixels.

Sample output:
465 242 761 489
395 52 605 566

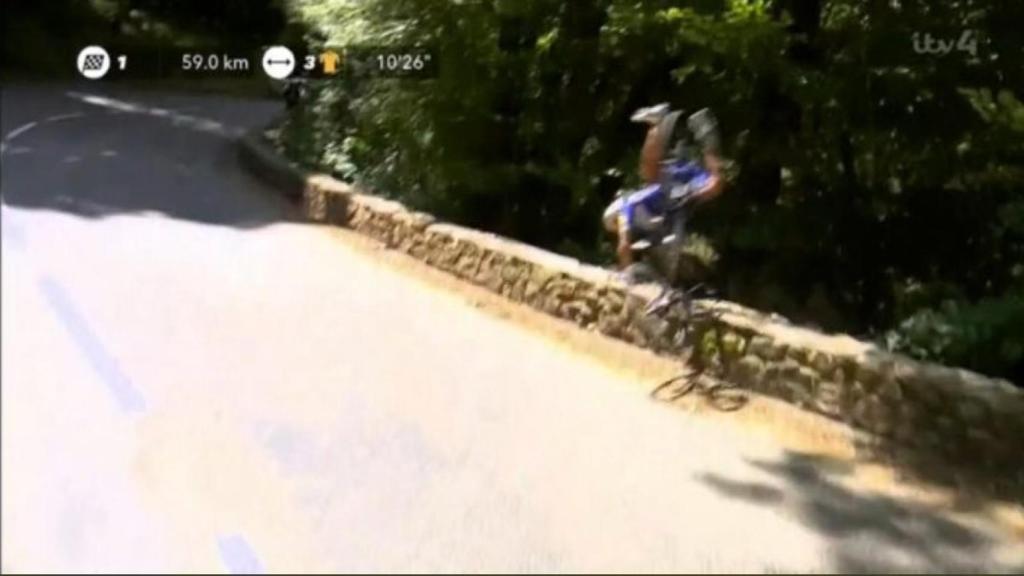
244 135 1024 496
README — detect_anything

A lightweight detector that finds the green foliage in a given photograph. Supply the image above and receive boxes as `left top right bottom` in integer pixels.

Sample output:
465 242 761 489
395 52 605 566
279 0 1022 383
885 295 1024 382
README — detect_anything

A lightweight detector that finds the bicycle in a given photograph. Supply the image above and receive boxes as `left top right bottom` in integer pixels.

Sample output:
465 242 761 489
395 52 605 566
626 267 749 412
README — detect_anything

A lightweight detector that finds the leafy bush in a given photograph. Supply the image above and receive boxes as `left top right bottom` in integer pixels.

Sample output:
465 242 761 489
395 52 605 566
279 0 1024 383
885 295 1024 382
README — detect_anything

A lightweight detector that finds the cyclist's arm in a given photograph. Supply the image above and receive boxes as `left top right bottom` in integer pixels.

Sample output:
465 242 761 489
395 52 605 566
695 151 724 203
616 214 633 268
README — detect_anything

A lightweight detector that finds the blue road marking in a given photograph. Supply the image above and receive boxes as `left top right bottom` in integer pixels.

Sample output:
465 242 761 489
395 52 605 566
37 275 146 413
218 534 266 574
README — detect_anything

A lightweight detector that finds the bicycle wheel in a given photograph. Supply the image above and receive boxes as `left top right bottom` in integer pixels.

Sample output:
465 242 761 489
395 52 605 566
650 371 701 402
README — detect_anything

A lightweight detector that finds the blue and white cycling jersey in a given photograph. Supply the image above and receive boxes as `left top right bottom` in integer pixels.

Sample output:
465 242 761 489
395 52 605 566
618 160 710 233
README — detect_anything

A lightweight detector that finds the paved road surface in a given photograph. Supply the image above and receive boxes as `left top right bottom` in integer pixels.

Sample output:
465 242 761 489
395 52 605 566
2 85 1022 573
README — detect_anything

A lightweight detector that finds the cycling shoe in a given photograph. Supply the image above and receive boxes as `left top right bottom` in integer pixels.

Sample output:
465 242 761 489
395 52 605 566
631 103 671 125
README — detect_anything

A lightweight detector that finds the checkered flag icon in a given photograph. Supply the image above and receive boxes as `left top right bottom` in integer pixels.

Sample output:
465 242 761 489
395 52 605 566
83 54 106 71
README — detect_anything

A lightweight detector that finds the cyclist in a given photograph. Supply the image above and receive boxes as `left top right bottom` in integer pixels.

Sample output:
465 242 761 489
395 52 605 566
603 104 725 271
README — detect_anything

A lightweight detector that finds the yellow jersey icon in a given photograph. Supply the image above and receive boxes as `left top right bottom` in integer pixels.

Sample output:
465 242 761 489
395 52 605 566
319 50 342 75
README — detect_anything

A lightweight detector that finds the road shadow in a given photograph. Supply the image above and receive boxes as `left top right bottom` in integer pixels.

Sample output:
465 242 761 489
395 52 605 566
697 451 1024 573
848 349 1024 505
1 87 301 229
852 432 1024 508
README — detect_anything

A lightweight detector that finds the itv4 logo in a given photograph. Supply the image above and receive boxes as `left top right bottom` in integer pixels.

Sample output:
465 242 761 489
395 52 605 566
912 30 979 59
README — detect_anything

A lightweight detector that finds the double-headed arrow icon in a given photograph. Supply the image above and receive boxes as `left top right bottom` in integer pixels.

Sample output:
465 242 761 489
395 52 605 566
262 46 296 79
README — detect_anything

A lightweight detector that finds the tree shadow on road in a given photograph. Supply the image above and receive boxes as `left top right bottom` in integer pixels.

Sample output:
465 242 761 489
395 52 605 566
697 451 1024 574
850 423 1024 507
1 87 301 229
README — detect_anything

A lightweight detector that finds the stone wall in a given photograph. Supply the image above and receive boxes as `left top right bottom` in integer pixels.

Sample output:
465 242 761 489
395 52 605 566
246 135 1024 495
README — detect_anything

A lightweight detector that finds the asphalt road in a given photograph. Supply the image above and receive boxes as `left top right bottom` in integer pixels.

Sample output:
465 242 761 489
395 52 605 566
2 85 1022 573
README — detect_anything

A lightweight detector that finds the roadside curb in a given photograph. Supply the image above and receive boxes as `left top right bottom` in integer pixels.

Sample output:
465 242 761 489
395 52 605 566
237 127 306 200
